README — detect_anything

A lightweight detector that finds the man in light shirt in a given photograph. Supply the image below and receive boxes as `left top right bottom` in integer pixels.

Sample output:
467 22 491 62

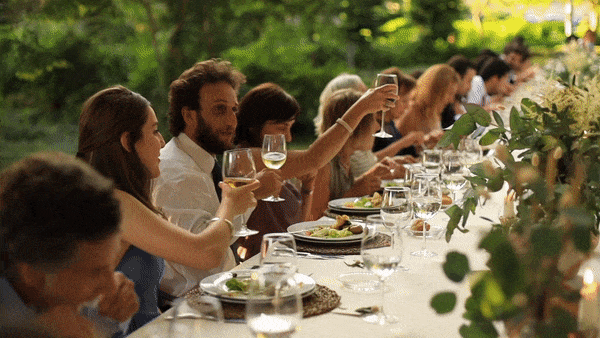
153 59 282 298
466 57 511 111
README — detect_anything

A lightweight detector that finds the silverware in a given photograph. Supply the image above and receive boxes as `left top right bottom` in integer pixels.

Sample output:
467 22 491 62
331 306 379 317
296 252 344 260
344 260 365 268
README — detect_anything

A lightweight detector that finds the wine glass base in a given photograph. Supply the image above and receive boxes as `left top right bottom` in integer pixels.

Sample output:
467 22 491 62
373 131 393 138
363 312 399 325
410 249 437 258
262 196 285 202
234 228 259 237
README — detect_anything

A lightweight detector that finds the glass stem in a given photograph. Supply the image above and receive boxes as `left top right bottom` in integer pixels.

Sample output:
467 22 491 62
421 218 427 252
379 279 386 322
380 111 386 132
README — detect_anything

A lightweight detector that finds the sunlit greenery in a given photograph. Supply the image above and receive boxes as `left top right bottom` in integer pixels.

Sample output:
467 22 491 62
0 0 591 168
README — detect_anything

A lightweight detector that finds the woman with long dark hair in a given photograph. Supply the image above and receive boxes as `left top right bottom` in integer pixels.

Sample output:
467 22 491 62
77 85 259 334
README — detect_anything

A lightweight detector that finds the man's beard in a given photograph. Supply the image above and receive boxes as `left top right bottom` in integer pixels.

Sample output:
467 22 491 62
194 114 234 155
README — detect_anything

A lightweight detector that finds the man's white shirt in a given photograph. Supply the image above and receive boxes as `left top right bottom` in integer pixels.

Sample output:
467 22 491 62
466 75 490 107
153 133 250 297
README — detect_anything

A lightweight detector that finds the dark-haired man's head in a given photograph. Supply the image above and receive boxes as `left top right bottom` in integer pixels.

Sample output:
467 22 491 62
503 42 531 72
447 55 477 97
479 57 511 96
168 59 247 154
1 152 121 309
475 49 499 74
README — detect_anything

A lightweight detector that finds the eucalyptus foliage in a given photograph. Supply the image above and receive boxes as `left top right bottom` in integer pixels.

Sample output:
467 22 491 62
432 91 600 336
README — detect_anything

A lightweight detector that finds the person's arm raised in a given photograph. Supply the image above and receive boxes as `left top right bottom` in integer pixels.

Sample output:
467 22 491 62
116 180 259 270
252 84 399 179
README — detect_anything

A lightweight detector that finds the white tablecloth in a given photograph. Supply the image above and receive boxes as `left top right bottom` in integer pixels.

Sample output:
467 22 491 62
128 190 507 338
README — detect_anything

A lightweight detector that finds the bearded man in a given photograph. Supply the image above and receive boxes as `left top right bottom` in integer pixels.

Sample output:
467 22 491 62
153 59 282 299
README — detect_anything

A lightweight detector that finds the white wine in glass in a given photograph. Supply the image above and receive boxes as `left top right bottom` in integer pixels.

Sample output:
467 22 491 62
410 173 442 258
262 134 287 202
222 148 259 237
373 73 398 139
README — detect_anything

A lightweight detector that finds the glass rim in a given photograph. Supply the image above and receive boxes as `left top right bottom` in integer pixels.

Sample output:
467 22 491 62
376 73 398 78
223 147 252 154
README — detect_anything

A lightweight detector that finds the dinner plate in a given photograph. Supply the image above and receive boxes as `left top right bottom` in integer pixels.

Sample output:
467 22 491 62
200 269 316 304
287 220 364 244
327 197 381 214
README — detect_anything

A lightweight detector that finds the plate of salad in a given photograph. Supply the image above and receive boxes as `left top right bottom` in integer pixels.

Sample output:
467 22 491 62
327 193 382 214
199 269 316 304
287 216 365 244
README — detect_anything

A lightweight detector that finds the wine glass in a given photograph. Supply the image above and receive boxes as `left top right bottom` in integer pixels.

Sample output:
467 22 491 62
260 233 298 276
262 134 287 202
222 148 259 237
422 149 443 174
410 173 442 258
168 296 223 338
246 265 303 338
442 151 467 205
373 73 398 138
360 223 403 325
380 186 411 271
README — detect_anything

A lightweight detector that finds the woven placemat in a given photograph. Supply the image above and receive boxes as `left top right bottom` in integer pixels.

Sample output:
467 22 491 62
185 284 340 320
296 233 390 255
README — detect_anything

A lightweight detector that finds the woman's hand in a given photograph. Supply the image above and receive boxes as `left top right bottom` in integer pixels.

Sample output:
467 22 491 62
352 84 399 115
37 305 95 338
253 169 283 200
220 179 260 216
348 162 390 196
423 130 444 149
405 131 425 147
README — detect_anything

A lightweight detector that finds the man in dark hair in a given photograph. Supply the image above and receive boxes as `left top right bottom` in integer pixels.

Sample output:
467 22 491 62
0 152 138 337
442 55 477 128
503 39 535 84
466 57 511 110
154 59 282 299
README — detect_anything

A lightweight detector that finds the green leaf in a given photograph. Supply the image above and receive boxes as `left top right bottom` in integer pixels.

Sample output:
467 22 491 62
437 130 459 149
487 174 505 192
452 113 477 136
510 108 524 132
531 228 562 257
480 131 499 146
443 251 471 282
493 110 505 128
431 292 457 314
465 103 492 126
445 205 462 242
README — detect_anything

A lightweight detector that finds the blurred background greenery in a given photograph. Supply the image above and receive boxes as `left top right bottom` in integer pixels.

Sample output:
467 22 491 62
1 0 597 168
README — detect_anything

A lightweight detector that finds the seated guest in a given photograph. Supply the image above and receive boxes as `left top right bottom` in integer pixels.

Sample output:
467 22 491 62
0 152 138 337
442 55 477 128
396 64 460 149
314 73 367 136
233 83 317 260
475 49 499 74
78 85 259 332
466 57 511 111
310 89 393 219
502 39 535 85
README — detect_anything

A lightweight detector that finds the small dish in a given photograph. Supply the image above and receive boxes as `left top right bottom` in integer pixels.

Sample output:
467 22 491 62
403 225 446 240
337 272 381 292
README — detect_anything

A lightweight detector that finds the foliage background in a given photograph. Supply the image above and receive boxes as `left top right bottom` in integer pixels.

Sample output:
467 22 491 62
0 0 591 168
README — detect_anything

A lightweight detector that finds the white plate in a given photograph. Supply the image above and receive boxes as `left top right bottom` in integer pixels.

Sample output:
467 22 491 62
328 197 380 214
200 269 316 304
287 220 364 244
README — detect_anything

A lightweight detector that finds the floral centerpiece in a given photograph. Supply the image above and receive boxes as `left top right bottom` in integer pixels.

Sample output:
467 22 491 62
431 74 600 337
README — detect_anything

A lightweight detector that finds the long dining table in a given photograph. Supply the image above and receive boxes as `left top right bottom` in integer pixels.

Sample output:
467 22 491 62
127 185 511 338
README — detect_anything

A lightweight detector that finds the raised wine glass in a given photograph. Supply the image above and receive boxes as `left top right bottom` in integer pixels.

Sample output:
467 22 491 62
222 148 259 237
380 186 411 271
410 173 442 258
373 73 398 138
261 134 287 202
246 265 302 338
360 222 403 325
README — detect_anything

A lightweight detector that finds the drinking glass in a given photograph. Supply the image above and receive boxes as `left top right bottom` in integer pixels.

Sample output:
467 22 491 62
222 148 259 237
360 223 403 324
260 233 298 276
262 134 287 202
410 173 442 258
442 151 467 205
373 73 398 138
168 296 223 338
422 149 443 174
460 137 483 168
380 186 411 271
246 266 303 338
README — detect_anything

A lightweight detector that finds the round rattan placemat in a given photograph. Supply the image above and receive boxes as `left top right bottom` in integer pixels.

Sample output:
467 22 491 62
295 233 391 255
185 284 340 320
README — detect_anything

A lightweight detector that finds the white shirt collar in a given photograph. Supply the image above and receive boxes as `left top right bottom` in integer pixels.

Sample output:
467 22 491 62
175 133 217 174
